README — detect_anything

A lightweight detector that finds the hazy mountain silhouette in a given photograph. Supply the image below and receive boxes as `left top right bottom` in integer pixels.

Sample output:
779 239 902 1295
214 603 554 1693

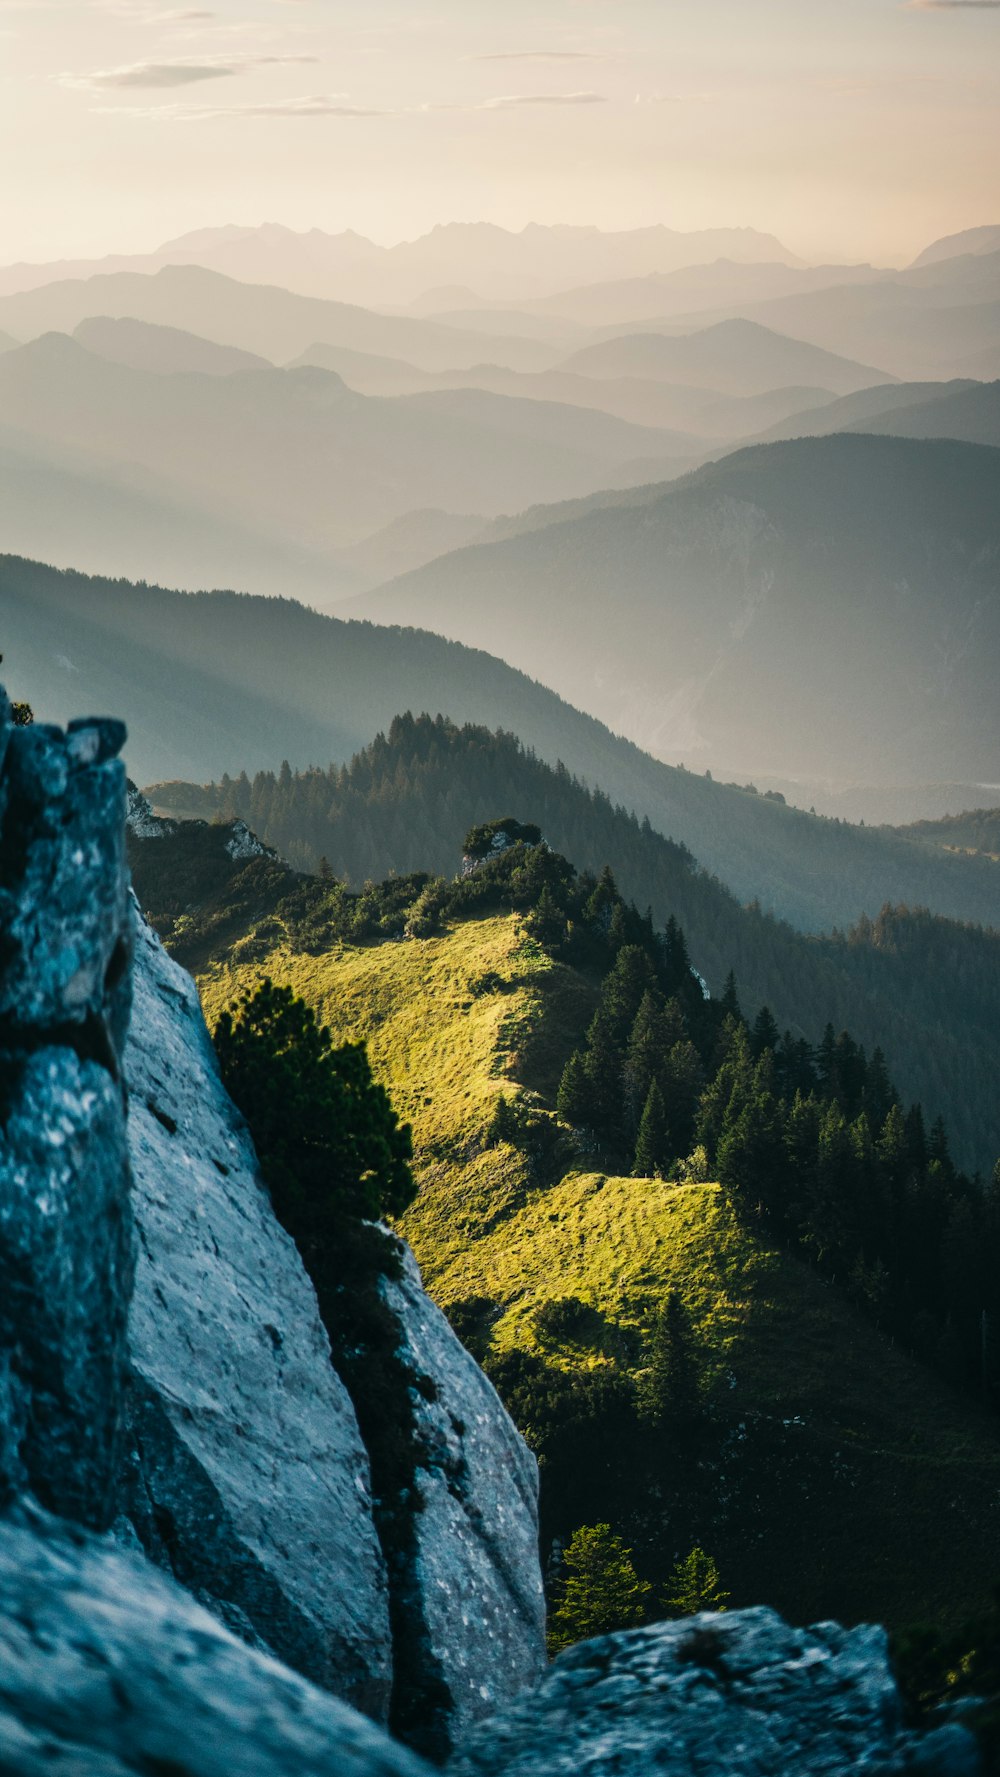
558 319 894 396
0 221 802 307
0 265 564 374
288 341 804 439
653 254 1000 380
347 434 1000 785
0 424 358 604
738 378 980 445
4 551 998 937
0 331 691 563
74 316 271 377
911 225 1000 268
845 379 1000 448
523 260 889 328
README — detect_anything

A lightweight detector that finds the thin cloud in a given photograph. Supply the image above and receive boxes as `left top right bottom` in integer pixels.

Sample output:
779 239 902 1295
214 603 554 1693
904 1 1000 8
97 93 381 118
474 51 606 62
477 90 606 107
62 53 318 91
95 87 607 120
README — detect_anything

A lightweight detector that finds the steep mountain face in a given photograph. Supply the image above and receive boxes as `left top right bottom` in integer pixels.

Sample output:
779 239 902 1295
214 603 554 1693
0 695 545 1755
122 911 394 1715
0 711 134 1529
354 435 1000 785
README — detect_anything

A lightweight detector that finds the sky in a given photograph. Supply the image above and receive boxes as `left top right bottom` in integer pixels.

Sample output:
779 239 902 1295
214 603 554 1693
2 0 999 268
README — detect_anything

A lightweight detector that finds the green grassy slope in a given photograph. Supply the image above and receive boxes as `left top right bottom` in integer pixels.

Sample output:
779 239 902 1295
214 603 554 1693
196 903 1000 1634
148 718 1000 1175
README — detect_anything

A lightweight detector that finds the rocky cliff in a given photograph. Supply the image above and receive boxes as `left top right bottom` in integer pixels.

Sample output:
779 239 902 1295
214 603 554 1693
0 691 545 1758
121 909 394 1716
0 710 134 1530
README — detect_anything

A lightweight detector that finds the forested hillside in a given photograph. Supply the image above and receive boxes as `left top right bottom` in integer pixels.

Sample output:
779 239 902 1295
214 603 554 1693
139 823 1000 1637
352 434 1000 784
898 808 1000 861
147 715 1000 1174
9 553 1000 933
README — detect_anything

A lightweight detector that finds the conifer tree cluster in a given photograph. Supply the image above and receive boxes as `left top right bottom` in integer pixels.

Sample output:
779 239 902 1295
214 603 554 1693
162 712 1000 1177
556 918 1000 1401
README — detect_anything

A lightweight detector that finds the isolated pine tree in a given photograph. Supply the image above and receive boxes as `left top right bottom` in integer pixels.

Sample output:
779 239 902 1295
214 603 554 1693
634 1080 669 1177
664 1546 730 1617
548 1524 651 1653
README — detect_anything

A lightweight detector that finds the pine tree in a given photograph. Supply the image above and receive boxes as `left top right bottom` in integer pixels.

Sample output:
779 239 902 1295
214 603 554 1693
634 1080 669 1177
640 1291 702 1427
750 1005 780 1059
557 1051 592 1128
214 979 414 1231
661 1039 704 1159
526 884 566 949
623 989 669 1134
663 1547 730 1617
548 1524 651 1653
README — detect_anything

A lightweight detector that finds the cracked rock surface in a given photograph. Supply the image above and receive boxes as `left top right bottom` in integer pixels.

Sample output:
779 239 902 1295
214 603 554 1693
121 909 393 1718
0 702 134 1530
381 1246 546 1752
0 1501 430 1777
449 1607 980 1777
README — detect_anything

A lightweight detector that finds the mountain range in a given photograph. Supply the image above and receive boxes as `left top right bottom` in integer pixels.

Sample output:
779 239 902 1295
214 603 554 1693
5 552 998 941
0 220 803 308
348 433 1000 786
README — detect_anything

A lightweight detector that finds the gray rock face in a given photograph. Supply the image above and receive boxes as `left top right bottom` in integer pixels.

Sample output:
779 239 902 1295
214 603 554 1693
126 780 175 839
380 1247 546 1754
0 1500 430 1777
0 691 544 1748
450 1607 980 1777
0 702 134 1530
121 910 393 1718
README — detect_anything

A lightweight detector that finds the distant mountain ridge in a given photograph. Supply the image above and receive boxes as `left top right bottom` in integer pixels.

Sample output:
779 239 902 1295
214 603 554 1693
4 551 999 940
0 220 804 307
348 433 1000 785
0 330 690 565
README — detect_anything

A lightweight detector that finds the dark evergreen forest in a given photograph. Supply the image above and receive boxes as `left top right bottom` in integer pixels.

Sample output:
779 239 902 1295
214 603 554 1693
153 713 1000 1174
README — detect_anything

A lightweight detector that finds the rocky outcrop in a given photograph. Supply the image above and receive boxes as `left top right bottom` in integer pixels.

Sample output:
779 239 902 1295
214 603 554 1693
379 1248 546 1754
0 707 134 1531
450 1607 980 1777
126 780 175 839
0 1499 429 1777
121 910 393 1717
1 691 544 1751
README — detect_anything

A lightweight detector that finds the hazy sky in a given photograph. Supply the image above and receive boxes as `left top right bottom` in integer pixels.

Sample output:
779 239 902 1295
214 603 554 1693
3 0 999 267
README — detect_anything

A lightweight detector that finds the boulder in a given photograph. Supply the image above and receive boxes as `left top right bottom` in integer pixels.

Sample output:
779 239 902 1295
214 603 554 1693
0 1500 430 1777
0 703 134 1530
379 1246 546 1755
449 1607 980 1777
121 909 393 1718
